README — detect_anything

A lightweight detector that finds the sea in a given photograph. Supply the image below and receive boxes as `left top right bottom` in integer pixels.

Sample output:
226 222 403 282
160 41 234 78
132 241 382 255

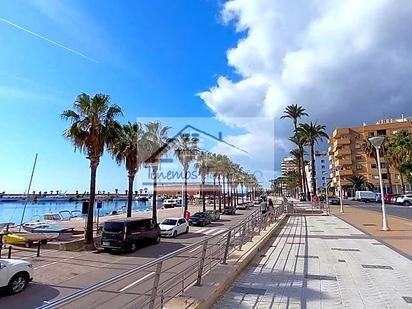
0 200 157 225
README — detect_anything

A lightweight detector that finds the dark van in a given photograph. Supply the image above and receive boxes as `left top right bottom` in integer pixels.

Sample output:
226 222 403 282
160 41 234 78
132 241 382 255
101 218 161 252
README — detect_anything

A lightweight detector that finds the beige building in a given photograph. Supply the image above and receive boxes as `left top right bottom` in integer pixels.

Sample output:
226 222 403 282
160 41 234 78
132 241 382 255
329 116 412 195
281 157 297 176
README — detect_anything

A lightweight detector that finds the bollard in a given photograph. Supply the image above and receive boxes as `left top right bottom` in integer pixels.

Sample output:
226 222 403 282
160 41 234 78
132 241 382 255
37 242 41 257
8 245 12 259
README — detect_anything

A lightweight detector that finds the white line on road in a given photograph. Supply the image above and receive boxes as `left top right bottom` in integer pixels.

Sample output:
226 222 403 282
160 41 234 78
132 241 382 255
189 245 202 253
119 272 155 292
195 228 207 233
212 229 225 236
203 229 217 235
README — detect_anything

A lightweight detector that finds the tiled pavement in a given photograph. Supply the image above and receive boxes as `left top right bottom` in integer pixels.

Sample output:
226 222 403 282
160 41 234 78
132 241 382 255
214 215 412 308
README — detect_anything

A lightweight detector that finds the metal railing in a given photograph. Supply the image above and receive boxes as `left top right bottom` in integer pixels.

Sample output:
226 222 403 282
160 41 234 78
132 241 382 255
38 200 285 309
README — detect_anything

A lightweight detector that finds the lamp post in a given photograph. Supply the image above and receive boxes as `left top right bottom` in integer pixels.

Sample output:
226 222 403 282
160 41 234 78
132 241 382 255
369 136 390 231
335 164 344 213
322 171 331 215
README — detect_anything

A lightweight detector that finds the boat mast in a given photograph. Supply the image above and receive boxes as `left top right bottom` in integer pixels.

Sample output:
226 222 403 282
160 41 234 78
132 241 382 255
19 153 38 232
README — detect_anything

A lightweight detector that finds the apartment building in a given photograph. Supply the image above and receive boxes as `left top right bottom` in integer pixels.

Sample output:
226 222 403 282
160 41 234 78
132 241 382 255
329 116 412 195
305 151 330 194
281 157 297 176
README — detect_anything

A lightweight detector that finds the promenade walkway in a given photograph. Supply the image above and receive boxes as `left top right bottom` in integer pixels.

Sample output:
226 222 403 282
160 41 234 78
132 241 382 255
214 213 412 308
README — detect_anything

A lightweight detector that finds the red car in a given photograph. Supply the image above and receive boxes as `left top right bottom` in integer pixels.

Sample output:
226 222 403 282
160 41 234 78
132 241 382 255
384 194 394 204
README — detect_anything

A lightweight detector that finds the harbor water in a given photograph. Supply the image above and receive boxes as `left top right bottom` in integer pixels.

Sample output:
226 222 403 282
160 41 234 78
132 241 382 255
0 200 156 225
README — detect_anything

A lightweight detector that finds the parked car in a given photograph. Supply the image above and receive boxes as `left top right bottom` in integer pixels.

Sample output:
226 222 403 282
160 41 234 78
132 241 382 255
159 218 189 237
223 206 236 215
395 194 412 206
328 196 340 205
0 259 33 294
205 209 220 221
391 195 400 204
253 199 263 206
355 191 378 202
384 194 394 204
188 212 212 226
236 202 250 210
101 218 161 252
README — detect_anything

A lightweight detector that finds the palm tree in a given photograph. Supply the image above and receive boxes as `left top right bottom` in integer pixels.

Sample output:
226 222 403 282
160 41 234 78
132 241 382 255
296 122 329 196
289 134 310 199
62 93 122 243
208 153 221 211
195 151 211 212
143 122 170 224
385 130 412 192
110 122 145 217
174 133 199 214
280 104 308 129
348 175 374 192
362 139 393 194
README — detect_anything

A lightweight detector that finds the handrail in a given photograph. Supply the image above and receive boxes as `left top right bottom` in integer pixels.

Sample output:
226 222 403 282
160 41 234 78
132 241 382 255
38 200 285 309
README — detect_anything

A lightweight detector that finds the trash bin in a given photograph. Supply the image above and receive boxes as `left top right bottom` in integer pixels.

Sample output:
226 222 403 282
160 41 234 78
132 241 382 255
185 211 190 220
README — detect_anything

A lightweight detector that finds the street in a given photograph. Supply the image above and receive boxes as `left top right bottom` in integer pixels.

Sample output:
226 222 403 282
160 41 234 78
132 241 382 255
344 200 412 221
0 208 256 309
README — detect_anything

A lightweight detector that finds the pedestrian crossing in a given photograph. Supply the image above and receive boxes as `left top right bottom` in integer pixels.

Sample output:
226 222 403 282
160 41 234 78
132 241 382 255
191 227 226 236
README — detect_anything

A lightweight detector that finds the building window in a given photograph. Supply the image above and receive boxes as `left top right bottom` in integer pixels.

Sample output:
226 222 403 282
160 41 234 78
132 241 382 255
322 176 326 180
321 165 325 169
380 163 386 168
377 129 387 136
342 134 350 139
321 159 325 163
371 163 377 169
355 143 361 149
355 155 362 160
354 133 360 139
368 132 375 137
373 175 379 179
356 164 363 170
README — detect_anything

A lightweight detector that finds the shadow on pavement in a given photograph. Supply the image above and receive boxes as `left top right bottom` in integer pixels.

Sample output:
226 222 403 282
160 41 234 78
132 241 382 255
0 283 60 309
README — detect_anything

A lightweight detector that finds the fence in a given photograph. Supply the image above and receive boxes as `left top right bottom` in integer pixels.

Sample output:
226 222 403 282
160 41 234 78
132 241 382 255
39 201 286 309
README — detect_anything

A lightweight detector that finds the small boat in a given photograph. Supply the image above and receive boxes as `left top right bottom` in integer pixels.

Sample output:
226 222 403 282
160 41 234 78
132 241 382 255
136 194 150 202
0 195 24 202
4 232 59 247
34 194 71 202
163 199 176 209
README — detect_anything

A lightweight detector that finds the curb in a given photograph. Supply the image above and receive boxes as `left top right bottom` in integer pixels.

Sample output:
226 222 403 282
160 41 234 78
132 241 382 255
164 214 288 309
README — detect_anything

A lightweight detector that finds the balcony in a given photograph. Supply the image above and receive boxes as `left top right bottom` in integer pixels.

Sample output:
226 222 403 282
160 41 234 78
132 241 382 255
335 148 351 157
338 169 353 176
336 158 352 166
332 128 350 138
333 138 351 148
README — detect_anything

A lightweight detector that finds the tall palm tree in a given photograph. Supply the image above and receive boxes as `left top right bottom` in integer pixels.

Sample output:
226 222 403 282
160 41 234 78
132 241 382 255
110 122 144 217
289 134 309 199
362 139 393 194
296 122 329 196
280 104 308 129
143 122 170 223
62 93 122 243
173 133 199 214
385 130 412 192
208 153 221 210
195 151 211 212
348 175 374 191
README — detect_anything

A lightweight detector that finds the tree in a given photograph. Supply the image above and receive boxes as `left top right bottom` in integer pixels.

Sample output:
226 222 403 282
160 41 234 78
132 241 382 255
143 122 170 224
282 104 309 200
110 122 144 217
348 175 374 191
296 122 329 197
174 133 199 214
62 93 122 243
362 139 393 194
195 151 211 212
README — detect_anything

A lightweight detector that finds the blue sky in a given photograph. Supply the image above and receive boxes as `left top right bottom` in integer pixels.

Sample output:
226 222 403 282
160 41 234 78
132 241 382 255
0 0 246 193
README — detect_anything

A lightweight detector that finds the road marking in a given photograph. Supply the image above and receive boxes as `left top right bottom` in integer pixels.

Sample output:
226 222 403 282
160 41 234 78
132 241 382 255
195 228 207 233
203 229 217 235
212 229 225 236
34 261 58 269
189 245 202 253
119 272 155 292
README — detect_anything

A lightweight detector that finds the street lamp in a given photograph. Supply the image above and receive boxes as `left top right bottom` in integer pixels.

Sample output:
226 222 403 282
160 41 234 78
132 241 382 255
322 171 331 215
368 136 390 231
335 164 344 213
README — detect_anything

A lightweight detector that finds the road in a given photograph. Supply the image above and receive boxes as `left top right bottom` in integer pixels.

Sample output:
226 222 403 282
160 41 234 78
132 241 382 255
0 207 257 309
344 200 412 220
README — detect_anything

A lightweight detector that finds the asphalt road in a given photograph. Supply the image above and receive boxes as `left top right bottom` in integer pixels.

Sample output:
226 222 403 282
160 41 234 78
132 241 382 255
344 199 412 220
0 206 257 309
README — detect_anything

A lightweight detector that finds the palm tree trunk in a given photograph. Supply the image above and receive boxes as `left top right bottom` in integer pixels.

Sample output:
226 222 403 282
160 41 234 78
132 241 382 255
400 172 406 193
126 172 135 217
152 165 158 224
85 159 98 244
241 185 244 203
213 177 217 210
184 169 188 214
386 163 393 194
218 177 222 212
310 143 316 196
202 177 206 212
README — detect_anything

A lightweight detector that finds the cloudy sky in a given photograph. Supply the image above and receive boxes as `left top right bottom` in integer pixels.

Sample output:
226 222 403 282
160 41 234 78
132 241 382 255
1 0 412 192
200 0 412 176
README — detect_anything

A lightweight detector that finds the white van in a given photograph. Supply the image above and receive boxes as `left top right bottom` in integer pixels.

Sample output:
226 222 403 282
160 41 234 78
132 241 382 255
355 191 378 203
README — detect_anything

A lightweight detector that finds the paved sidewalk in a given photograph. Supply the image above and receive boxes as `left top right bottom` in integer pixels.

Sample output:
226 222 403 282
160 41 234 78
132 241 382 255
214 215 412 308
331 204 412 258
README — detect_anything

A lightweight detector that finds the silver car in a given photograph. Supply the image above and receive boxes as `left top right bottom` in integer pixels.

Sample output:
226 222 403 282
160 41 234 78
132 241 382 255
395 194 412 206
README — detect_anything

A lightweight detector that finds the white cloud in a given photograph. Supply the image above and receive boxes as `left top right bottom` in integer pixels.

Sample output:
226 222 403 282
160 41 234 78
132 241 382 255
200 0 412 183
